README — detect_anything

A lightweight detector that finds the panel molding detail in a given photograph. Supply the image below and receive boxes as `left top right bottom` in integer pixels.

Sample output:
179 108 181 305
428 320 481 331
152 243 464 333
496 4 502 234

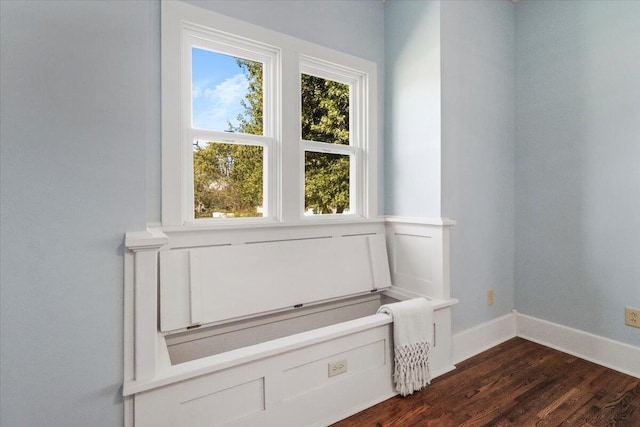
159 233 391 332
384 216 455 299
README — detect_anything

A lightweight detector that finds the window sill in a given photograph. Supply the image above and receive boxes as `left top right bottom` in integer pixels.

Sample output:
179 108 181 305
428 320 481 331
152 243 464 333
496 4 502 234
155 216 385 234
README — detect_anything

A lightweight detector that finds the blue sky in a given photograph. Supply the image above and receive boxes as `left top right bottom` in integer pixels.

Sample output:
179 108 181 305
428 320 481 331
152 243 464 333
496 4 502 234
191 47 250 131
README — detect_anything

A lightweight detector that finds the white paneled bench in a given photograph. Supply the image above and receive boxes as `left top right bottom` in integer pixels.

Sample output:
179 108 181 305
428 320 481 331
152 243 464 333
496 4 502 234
123 219 457 426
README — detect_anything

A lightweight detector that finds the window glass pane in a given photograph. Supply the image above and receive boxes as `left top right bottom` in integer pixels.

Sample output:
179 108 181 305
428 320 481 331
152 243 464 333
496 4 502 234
304 152 350 215
301 74 349 145
192 48 263 135
193 140 263 219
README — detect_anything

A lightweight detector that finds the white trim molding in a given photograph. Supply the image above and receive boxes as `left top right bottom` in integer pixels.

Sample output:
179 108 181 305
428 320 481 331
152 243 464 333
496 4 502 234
452 312 517 364
385 215 457 227
124 229 170 427
516 312 640 378
452 311 640 378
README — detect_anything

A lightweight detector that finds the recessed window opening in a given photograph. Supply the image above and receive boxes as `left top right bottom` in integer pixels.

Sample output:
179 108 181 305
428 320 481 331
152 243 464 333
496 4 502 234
162 7 376 227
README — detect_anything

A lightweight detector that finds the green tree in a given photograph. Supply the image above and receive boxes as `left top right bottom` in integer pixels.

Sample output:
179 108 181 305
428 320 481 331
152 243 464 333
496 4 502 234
193 59 263 219
301 74 350 214
193 60 351 218
236 59 263 137
193 142 263 218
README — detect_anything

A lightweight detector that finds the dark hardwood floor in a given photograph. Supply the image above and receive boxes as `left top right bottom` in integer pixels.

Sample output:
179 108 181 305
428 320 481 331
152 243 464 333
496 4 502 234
332 337 640 427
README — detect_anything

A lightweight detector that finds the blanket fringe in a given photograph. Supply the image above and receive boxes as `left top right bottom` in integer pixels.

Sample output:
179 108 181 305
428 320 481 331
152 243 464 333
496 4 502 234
393 342 431 396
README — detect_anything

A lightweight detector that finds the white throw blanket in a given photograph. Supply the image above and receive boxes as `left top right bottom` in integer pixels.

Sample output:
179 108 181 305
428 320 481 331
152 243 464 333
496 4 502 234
377 297 433 396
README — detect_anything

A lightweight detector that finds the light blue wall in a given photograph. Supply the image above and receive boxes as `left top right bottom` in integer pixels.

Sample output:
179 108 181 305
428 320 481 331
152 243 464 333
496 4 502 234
385 0 515 332
384 0 442 217
386 0 639 345
0 1 385 425
441 0 515 332
515 0 640 346
2 1 638 426
0 1 151 425
185 0 385 64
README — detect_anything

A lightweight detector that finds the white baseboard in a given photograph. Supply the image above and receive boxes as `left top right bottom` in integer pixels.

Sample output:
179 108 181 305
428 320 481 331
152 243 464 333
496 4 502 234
452 311 517 364
516 312 640 378
452 311 640 378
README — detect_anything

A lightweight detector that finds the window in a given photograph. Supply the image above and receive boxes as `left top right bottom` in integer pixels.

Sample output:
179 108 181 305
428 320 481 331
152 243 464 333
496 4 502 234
189 46 273 219
162 1 377 227
168 25 278 224
300 59 364 216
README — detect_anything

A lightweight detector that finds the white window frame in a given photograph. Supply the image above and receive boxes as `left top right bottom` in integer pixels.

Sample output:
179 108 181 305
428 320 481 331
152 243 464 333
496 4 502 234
299 57 366 218
184 29 279 224
161 1 377 228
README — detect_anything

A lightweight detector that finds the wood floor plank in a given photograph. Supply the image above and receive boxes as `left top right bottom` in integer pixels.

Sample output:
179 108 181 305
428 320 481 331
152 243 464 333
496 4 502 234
503 354 608 426
331 338 640 427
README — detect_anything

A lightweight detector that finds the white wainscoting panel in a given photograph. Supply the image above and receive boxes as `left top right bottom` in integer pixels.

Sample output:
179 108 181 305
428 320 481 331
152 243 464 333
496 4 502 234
180 378 265 427
394 233 434 285
385 217 455 299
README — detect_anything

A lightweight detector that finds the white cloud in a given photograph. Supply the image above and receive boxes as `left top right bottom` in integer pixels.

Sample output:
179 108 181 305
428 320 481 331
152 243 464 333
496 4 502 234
192 75 216 100
193 74 248 131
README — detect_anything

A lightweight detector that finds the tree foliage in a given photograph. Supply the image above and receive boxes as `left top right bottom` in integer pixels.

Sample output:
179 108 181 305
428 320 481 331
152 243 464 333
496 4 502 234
301 73 350 214
193 59 263 218
193 60 350 218
193 142 263 218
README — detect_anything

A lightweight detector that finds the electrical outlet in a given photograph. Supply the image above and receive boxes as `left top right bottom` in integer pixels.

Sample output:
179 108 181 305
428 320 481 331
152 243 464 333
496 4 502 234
487 289 494 306
625 307 640 328
328 359 348 377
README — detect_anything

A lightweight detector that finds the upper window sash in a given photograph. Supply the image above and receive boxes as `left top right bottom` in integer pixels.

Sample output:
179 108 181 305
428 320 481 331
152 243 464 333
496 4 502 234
184 29 277 137
299 57 362 148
